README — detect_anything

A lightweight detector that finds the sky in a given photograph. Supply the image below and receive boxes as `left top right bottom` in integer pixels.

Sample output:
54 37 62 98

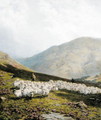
0 0 101 57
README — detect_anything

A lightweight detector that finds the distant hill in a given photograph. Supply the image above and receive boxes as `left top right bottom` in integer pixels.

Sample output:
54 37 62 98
18 37 101 79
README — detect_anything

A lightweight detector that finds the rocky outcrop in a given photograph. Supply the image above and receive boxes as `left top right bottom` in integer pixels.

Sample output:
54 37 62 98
42 112 74 120
0 96 6 102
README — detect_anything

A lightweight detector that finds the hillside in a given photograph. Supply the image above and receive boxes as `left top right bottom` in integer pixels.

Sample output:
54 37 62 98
19 37 101 80
0 51 37 80
0 51 101 120
0 51 31 71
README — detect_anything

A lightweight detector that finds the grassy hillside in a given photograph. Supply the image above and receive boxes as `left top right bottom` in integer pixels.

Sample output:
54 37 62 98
0 51 101 120
0 70 101 120
0 51 32 71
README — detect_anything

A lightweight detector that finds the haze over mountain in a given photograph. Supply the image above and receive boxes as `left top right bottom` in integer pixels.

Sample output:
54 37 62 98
18 37 101 79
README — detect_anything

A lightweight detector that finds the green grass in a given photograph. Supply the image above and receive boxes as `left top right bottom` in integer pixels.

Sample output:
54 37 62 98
0 69 101 120
0 51 101 119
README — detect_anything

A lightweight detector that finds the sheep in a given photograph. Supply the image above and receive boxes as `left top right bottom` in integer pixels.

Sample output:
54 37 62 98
22 87 34 97
13 80 23 88
13 79 101 98
14 90 22 97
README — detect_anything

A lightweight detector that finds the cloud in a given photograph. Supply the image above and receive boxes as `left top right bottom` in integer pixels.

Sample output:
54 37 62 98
0 0 101 57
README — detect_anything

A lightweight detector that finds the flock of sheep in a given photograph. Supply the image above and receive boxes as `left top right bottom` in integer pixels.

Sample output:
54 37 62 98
13 79 101 97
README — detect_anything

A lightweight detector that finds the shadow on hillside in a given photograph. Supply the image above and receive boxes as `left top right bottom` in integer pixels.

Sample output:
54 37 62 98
9 95 46 101
0 64 33 80
55 90 101 107
0 64 71 82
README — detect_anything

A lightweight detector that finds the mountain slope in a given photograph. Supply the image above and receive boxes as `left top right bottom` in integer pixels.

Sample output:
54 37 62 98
19 37 101 79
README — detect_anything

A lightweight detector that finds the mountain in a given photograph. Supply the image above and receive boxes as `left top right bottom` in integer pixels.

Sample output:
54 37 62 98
18 37 101 79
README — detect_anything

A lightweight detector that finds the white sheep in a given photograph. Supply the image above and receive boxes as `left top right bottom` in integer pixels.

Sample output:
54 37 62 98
14 90 22 97
13 79 101 98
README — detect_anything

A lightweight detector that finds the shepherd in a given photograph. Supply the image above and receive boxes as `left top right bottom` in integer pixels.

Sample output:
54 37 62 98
32 73 37 81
